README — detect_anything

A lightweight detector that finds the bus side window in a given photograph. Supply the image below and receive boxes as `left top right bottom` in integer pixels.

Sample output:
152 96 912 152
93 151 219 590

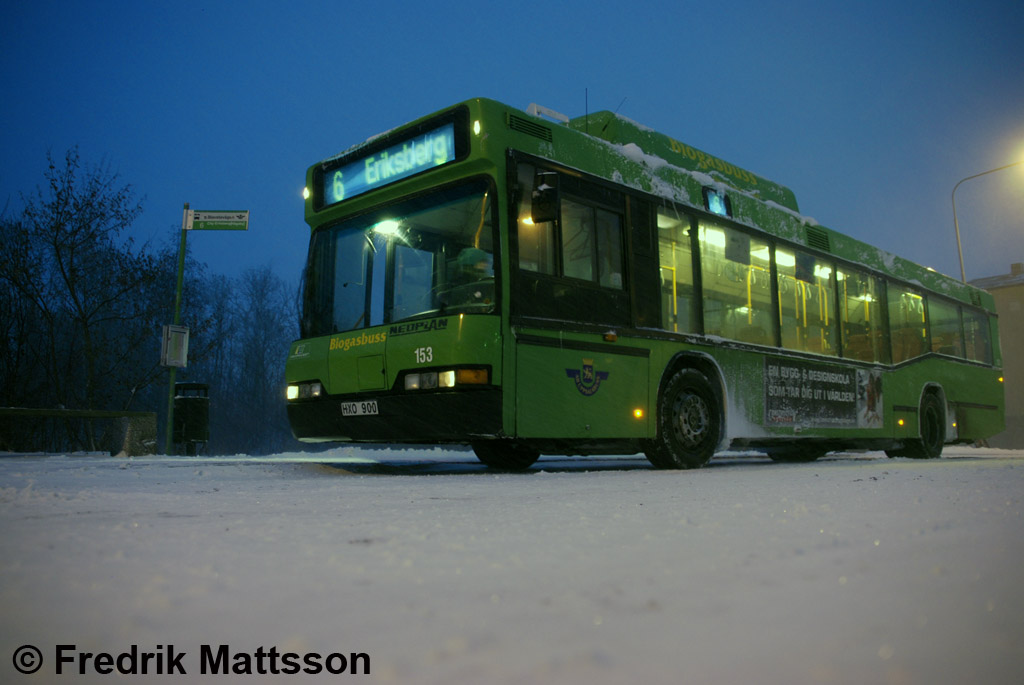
657 207 697 333
630 199 662 329
699 222 772 342
838 268 889 363
512 161 630 326
776 248 837 356
516 163 556 275
888 285 928 363
928 297 964 357
963 308 994 364
560 197 624 289
595 207 623 289
560 198 595 282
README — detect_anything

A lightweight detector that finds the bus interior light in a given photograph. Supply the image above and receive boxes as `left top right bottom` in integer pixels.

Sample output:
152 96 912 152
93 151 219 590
775 250 796 268
374 220 400 236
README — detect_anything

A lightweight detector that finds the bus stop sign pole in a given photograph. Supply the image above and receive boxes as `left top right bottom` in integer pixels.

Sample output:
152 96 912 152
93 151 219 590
163 203 191 454
163 204 248 454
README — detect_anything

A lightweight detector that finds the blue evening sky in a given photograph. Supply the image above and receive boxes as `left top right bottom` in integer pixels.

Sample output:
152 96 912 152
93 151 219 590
2 0 1022 286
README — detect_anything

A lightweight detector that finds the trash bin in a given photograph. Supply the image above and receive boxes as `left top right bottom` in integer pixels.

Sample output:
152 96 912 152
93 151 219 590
173 382 209 455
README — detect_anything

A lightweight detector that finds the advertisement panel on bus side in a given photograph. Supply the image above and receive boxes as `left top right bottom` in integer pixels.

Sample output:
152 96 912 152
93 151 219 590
765 358 883 429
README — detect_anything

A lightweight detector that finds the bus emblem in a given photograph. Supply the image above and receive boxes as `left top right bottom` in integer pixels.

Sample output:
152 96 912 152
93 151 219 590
566 358 609 396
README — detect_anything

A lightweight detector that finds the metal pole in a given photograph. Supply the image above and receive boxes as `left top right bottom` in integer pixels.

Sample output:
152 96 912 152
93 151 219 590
164 203 190 454
951 183 966 283
951 160 1024 283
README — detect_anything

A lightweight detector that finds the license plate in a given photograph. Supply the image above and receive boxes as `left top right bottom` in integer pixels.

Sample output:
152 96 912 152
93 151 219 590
341 400 378 417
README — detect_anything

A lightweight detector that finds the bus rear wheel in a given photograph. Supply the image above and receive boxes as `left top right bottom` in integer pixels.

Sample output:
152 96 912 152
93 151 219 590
903 392 945 459
472 441 540 470
644 368 720 469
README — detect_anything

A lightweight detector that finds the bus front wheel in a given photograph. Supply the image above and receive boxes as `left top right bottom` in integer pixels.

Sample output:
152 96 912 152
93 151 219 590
472 441 540 470
644 368 720 469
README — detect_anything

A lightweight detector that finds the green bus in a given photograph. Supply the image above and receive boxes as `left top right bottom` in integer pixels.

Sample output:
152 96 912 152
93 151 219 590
285 98 1004 469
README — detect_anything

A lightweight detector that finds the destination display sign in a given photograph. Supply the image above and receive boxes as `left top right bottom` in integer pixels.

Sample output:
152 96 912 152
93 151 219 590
321 122 456 207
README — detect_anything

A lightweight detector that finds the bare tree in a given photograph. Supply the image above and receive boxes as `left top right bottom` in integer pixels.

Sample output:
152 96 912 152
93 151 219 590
229 265 295 453
184 265 296 454
0 149 164 448
2 149 302 454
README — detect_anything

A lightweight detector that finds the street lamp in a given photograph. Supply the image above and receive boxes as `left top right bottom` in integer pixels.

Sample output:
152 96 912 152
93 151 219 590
952 159 1024 282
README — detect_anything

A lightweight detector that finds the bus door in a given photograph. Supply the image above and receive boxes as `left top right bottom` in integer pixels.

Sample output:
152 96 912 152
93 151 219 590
511 160 648 438
325 230 389 397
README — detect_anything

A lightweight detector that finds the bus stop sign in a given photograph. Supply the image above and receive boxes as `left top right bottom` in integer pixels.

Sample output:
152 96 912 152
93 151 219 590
187 210 249 231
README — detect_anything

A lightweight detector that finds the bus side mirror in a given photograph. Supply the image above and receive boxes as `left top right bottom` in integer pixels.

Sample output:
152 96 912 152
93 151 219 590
531 171 558 224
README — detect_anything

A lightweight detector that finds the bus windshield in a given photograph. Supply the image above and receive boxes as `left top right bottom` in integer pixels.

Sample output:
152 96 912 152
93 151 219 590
301 179 496 338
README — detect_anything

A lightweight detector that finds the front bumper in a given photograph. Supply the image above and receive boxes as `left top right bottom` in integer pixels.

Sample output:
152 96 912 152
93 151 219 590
287 387 502 443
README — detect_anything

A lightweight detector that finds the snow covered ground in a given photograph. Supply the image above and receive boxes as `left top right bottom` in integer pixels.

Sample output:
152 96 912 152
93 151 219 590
2 446 1022 684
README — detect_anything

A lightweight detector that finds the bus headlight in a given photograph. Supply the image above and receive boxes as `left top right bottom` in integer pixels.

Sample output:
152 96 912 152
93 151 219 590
404 368 489 391
405 372 438 390
286 381 323 400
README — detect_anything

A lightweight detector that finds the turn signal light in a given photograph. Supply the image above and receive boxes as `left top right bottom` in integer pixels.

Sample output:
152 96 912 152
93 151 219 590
456 368 489 385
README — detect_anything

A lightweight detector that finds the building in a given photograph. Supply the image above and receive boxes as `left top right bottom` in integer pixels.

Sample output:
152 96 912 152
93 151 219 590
970 263 1024 448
